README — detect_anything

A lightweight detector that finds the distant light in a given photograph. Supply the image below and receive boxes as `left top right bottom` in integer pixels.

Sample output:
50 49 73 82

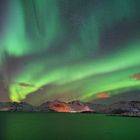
96 93 110 98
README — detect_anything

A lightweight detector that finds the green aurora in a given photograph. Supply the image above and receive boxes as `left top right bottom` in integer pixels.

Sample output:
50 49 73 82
1 0 140 105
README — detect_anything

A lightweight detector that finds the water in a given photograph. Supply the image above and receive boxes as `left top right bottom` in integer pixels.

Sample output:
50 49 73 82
0 112 140 140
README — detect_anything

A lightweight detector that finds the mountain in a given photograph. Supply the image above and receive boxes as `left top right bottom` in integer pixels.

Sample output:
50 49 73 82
0 100 94 113
0 102 12 111
68 100 93 112
0 102 36 112
87 103 111 113
43 100 71 112
108 101 140 115
0 100 140 116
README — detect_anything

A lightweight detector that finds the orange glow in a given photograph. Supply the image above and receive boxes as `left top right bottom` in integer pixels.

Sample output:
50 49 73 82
96 92 110 98
132 73 140 80
48 101 71 112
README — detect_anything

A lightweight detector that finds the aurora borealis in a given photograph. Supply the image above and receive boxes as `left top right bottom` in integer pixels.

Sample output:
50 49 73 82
1 0 140 105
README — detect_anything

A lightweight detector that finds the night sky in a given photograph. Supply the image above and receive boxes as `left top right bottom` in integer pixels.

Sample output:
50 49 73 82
1 0 140 105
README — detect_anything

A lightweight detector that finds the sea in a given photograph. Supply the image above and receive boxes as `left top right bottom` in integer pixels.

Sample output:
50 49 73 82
0 112 139 140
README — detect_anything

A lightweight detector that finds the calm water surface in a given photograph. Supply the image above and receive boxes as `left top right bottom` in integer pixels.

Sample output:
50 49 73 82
0 112 139 140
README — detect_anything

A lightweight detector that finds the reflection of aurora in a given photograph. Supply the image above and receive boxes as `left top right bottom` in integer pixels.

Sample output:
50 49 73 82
1 0 140 105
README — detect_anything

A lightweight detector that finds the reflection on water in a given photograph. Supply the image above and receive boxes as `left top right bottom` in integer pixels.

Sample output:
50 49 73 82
0 113 8 140
0 113 140 140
